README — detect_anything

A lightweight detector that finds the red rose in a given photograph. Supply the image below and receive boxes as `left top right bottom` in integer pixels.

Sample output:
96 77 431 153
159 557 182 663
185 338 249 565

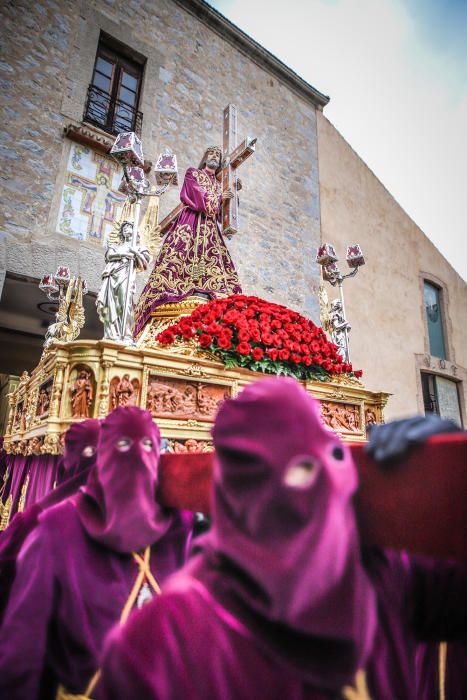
272 333 282 348
303 356 312 366
250 347 263 361
292 342 301 353
323 359 333 371
250 330 261 343
284 339 293 350
220 327 233 340
354 369 363 378
235 317 248 330
198 333 213 348
266 348 279 361
301 345 310 355
310 340 320 353
224 309 240 323
313 354 323 365
217 336 232 350
291 353 301 364
261 332 273 345
234 300 245 310
236 342 251 356
181 326 195 339
238 329 251 342
271 319 282 329
158 329 175 345
279 348 290 361
191 310 201 322
207 323 222 335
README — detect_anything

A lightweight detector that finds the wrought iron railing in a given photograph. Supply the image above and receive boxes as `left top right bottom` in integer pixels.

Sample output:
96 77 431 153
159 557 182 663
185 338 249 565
83 84 143 137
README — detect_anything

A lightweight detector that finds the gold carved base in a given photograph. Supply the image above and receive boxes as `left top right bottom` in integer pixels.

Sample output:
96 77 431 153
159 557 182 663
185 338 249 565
135 296 211 349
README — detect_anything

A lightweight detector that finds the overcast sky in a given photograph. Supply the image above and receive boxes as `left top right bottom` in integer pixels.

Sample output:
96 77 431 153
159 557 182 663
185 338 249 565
211 0 467 282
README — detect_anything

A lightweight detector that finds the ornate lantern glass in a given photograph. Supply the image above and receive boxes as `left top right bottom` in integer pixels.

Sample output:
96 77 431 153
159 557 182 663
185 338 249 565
316 243 338 266
126 166 149 193
154 149 178 185
346 244 365 268
55 266 71 285
39 274 59 295
110 131 144 167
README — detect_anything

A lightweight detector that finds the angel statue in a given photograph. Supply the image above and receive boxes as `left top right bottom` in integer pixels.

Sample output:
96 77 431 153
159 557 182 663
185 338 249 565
96 220 151 344
43 277 86 350
330 298 351 360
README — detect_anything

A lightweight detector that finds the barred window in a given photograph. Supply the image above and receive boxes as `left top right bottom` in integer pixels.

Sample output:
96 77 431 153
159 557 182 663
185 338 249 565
84 35 144 136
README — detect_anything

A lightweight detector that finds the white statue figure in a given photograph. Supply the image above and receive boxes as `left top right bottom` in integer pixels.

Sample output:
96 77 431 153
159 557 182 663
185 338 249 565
96 220 151 343
330 298 351 360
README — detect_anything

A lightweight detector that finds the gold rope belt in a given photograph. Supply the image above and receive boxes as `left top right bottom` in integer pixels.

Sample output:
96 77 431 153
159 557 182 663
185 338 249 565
56 546 160 700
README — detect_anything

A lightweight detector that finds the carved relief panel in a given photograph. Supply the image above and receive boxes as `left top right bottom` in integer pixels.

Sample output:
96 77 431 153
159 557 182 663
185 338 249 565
68 364 96 419
36 379 53 420
146 377 229 422
13 400 25 432
320 401 363 435
109 374 140 411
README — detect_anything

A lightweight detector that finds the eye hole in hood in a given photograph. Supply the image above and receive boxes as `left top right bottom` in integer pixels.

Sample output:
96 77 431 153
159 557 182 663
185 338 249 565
283 456 321 489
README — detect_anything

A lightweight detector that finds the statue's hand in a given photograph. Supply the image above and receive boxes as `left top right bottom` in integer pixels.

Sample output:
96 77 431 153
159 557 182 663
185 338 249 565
222 190 234 201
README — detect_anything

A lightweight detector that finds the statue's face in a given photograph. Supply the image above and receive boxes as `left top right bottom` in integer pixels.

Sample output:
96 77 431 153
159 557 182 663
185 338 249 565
122 223 133 240
205 149 221 170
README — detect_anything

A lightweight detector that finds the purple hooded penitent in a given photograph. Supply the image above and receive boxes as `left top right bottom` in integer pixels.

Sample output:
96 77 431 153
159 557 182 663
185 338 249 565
0 418 100 623
97 378 377 698
76 406 177 553
62 418 100 477
0 407 192 699
98 379 467 700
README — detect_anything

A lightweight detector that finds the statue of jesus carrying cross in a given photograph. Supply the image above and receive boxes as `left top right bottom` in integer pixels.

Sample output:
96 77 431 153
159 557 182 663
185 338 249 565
133 105 256 337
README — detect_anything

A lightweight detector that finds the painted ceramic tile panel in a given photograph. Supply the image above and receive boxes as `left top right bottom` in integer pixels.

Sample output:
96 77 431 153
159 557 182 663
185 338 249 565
56 143 126 245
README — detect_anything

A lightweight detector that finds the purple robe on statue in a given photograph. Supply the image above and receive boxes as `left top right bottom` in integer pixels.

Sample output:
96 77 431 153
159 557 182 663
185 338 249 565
134 166 242 335
0 408 193 699
97 379 467 700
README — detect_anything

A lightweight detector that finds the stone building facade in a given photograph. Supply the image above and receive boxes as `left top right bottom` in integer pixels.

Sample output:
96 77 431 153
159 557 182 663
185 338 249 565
0 0 325 377
0 0 465 424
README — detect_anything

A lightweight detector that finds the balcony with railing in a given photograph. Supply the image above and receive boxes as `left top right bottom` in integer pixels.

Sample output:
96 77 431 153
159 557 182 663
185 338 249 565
83 84 143 137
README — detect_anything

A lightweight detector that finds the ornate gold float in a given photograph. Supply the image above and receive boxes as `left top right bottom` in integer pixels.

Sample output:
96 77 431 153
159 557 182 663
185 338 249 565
3 328 389 456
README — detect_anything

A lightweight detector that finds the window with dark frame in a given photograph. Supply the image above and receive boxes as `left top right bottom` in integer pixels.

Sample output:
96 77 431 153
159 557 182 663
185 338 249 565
423 280 447 360
84 36 144 136
421 372 463 426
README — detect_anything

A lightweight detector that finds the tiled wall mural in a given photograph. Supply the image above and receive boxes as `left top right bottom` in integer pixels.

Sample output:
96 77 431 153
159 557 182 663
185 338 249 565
56 143 126 245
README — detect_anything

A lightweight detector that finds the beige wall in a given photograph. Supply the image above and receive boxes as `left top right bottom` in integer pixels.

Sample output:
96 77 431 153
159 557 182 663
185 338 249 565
317 113 467 421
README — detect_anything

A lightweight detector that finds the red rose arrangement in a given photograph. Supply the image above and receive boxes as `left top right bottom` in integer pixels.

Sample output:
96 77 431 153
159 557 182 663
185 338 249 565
157 295 362 381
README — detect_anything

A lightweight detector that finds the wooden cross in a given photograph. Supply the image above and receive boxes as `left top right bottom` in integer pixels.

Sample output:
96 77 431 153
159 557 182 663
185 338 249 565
159 103 256 237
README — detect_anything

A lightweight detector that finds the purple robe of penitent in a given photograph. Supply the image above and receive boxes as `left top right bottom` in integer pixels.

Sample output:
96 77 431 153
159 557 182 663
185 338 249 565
134 166 242 335
0 407 192 700
98 378 467 700
0 419 100 624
